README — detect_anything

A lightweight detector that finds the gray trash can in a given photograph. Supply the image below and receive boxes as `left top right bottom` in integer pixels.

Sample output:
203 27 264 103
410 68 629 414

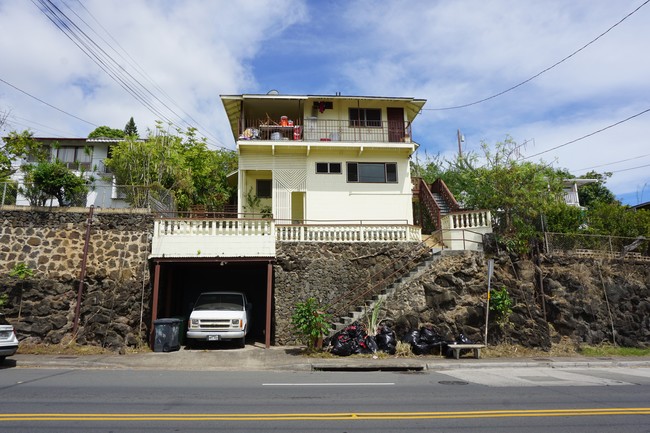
153 318 181 352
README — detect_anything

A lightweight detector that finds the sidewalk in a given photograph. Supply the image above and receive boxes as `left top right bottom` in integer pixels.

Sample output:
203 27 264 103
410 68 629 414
8 343 650 372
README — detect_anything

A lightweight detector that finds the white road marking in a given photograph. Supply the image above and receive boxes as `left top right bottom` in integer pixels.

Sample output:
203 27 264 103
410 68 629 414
262 382 395 386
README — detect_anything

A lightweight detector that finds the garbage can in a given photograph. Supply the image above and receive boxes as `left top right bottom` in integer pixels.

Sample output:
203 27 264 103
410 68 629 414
153 318 181 352
171 316 186 345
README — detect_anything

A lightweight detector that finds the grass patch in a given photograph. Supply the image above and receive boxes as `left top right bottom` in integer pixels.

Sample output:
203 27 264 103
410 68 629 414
17 342 112 356
579 344 650 357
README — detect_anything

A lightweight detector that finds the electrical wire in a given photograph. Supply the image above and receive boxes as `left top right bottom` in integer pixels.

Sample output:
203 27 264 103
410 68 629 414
31 0 232 149
574 153 650 172
523 107 650 160
423 0 650 111
67 0 227 148
0 77 98 127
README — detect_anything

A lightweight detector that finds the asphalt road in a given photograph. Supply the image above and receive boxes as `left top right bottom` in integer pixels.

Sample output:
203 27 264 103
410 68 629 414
1 366 649 432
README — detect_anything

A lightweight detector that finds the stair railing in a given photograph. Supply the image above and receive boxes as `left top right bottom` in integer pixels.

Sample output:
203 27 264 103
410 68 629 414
418 178 442 231
431 178 461 211
325 240 433 324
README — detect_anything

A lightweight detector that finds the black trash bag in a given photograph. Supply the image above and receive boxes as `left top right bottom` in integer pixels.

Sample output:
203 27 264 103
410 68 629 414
376 326 397 354
419 326 443 344
456 333 473 344
365 335 379 354
412 342 432 355
331 335 355 356
402 330 420 345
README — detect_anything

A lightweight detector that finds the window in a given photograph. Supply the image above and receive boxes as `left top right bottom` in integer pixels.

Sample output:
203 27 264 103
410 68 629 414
349 108 381 127
315 162 342 174
347 162 398 183
256 179 272 198
56 146 92 169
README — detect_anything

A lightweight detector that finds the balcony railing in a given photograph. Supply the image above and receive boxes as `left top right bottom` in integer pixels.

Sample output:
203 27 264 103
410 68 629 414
238 119 412 143
276 223 421 242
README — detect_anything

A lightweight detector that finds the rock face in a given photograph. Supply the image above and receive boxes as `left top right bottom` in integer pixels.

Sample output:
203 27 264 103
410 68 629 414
0 207 153 350
273 242 418 345
1 207 648 351
385 251 650 349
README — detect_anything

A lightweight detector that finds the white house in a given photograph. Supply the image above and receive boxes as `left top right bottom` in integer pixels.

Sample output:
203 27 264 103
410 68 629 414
6 137 129 209
222 92 426 227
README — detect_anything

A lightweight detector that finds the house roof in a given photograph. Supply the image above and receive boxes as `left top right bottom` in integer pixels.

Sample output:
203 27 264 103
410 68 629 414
220 93 427 140
631 201 650 210
562 178 598 187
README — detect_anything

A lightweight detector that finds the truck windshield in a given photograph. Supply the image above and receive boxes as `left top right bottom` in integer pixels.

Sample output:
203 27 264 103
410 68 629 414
193 294 244 311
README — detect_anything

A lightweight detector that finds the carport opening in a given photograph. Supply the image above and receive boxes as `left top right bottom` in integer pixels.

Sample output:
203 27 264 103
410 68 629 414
153 260 272 345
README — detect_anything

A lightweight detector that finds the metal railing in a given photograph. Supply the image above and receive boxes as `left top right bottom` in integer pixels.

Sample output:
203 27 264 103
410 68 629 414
326 240 433 321
239 118 413 143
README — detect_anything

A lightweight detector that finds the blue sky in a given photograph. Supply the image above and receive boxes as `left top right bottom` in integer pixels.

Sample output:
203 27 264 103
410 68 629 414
1 0 648 204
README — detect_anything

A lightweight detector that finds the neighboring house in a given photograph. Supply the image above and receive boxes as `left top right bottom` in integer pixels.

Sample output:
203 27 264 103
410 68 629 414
562 179 597 208
631 201 650 211
7 137 129 209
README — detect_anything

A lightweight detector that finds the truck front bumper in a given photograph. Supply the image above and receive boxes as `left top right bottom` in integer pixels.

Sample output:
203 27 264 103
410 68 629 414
186 330 245 341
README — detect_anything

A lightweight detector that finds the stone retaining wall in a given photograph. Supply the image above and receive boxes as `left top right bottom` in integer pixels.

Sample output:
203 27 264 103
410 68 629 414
273 242 418 344
0 206 153 349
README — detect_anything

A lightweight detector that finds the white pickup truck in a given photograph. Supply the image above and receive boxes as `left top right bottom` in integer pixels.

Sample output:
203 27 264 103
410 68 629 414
186 292 251 348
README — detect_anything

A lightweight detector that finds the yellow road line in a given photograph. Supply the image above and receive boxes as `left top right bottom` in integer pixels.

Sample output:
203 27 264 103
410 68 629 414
0 408 649 422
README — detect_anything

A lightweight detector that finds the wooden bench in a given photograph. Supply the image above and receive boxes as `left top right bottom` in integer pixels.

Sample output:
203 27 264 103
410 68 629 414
448 343 485 359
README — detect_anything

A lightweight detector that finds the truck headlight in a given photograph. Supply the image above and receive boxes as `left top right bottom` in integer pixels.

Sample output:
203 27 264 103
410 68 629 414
190 319 199 328
231 319 239 325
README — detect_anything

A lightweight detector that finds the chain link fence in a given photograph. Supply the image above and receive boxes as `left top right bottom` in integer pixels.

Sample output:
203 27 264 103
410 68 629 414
545 232 650 261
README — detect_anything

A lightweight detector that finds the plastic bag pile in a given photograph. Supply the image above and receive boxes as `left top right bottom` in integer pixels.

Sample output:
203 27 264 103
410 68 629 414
327 322 397 356
326 322 474 357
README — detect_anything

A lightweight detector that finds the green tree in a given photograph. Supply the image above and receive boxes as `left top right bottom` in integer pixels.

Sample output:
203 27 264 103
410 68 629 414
105 122 237 211
88 126 125 139
577 171 618 208
21 161 88 207
1 130 49 179
414 136 565 253
123 117 138 138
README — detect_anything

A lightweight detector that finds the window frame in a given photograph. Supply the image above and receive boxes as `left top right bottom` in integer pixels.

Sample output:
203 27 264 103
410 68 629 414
349 108 382 128
346 162 398 183
256 179 272 198
315 162 342 174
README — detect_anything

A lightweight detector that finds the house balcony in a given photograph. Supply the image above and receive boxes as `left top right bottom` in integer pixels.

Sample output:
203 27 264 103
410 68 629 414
439 210 492 251
150 216 422 259
237 118 413 145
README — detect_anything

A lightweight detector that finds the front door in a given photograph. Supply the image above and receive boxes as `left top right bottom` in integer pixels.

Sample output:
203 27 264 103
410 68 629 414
291 192 305 224
387 107 405 142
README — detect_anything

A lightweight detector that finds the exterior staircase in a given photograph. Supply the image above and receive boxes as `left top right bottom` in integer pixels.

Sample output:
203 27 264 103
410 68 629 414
328 250 442 335
412 177 461 233
326 241 439 336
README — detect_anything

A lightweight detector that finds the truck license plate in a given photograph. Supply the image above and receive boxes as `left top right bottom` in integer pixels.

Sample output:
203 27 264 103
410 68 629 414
208 335 221 341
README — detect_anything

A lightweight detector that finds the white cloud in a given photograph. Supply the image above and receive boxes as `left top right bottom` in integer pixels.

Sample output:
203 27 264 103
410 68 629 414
0 0 647 202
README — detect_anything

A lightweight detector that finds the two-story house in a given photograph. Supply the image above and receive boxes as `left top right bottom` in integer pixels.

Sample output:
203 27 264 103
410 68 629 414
221 93 425 229
6 137 129 209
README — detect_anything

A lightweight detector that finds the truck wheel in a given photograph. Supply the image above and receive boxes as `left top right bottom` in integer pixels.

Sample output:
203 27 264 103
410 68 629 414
238 337 245 348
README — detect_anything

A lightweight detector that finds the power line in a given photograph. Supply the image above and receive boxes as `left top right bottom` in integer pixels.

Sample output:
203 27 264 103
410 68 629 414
424 0 650 111
610 162 650 174
574 153 650 172
523 107 650 160
32 0 231 150
0 77 98 127
68 0 227 148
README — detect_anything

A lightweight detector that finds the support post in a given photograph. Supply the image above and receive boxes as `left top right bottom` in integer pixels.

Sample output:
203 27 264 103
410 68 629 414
150 262 161 348
72 206 94 336
265 262 273 349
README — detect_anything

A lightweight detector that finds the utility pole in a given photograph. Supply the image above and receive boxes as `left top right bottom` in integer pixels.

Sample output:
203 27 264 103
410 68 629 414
457 129 464 158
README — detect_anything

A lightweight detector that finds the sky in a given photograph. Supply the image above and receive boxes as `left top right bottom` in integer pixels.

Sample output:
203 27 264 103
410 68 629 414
0 0 648 205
